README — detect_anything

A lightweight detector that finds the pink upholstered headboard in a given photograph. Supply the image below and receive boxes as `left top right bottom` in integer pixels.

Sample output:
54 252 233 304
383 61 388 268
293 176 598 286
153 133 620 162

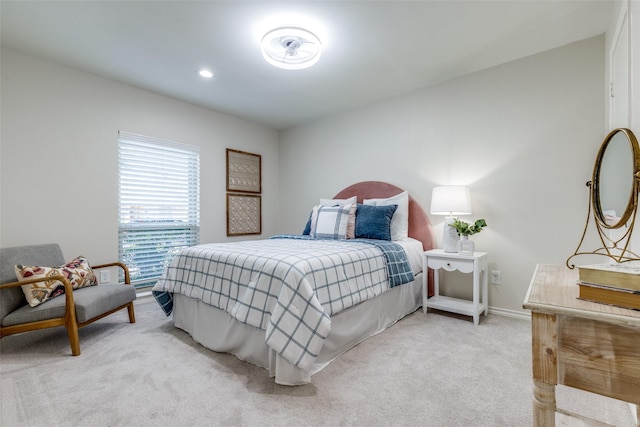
334 181 435 296
333 181 435 252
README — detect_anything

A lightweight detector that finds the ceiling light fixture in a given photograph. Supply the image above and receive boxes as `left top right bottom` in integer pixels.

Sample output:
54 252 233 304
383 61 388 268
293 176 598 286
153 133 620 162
261 27 321 70
199 69 213 78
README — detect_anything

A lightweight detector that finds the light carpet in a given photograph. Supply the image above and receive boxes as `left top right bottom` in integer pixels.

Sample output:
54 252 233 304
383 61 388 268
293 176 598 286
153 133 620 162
0 298 635 426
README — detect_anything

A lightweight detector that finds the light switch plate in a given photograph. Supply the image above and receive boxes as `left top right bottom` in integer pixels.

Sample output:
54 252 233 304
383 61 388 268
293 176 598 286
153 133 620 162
100 270 111 284
490 270 501 285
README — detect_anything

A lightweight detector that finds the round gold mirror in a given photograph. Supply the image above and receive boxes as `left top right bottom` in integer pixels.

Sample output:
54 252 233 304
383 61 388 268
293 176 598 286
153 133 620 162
592 128 640 229
567 128 640 267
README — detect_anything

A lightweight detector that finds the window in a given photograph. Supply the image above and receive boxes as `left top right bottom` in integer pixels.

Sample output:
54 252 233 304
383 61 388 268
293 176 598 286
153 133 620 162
118 131 200 289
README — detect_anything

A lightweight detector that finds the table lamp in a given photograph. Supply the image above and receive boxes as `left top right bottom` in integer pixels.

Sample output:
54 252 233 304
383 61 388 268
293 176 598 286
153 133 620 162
430 186 472 252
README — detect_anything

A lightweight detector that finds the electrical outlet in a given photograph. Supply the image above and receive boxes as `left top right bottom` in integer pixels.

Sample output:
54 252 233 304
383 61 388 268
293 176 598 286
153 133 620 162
100 270 111 284
490 270 501 285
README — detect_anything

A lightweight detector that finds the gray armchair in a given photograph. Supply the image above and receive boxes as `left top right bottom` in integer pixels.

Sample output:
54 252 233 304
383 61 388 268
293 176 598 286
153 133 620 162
0 243 136 355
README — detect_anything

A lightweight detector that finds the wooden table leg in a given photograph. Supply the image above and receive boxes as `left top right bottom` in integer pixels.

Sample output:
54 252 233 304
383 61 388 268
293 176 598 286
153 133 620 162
531 312 558 427
533 379 556 427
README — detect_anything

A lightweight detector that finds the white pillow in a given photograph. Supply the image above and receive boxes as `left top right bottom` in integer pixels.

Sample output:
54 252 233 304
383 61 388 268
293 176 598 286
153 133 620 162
364 191 409 241
320 196 357 239
310 204 352 239
319 196 356 206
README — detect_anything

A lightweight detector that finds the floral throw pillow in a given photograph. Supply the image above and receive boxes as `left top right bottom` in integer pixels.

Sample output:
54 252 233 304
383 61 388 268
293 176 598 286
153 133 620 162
15 256 98 307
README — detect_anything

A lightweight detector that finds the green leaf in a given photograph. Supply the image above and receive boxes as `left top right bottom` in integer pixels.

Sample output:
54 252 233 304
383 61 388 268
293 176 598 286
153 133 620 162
448 218 487 236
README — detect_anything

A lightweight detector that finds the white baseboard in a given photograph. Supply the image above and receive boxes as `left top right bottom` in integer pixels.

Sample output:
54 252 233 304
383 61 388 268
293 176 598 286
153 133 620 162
140 291 533 320
137 290 153 298
488 306 531 320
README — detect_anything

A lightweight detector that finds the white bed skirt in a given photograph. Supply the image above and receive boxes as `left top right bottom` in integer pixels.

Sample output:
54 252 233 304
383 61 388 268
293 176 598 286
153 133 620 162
172 274 423 385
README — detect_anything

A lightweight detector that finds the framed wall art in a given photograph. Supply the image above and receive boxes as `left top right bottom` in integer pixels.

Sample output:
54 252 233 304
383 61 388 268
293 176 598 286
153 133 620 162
226 193 262 236
226 148 261 194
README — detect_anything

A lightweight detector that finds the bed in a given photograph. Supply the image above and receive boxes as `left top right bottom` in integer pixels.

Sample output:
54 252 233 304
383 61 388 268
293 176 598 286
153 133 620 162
153 181 435 385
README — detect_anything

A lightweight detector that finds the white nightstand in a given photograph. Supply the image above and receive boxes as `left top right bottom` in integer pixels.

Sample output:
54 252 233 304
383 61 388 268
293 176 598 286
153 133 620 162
422 249 489 325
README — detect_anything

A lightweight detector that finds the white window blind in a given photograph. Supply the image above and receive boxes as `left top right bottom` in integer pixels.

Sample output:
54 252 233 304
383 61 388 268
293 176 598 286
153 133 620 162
118 131 200 288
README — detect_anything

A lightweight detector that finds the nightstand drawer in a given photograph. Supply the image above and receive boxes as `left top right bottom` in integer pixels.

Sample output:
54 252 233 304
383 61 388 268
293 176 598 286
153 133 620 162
426 257 474 273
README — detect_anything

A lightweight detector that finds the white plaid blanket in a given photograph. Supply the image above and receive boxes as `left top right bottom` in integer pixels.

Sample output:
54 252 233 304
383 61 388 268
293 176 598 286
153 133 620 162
152 237 412 371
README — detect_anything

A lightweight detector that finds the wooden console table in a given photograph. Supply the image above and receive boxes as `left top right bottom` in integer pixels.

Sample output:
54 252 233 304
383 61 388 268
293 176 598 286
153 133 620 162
523 264 640 426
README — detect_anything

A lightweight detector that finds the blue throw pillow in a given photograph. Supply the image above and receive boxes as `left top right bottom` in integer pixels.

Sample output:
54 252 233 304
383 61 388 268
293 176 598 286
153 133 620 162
302 211 312 235
355 203 398 240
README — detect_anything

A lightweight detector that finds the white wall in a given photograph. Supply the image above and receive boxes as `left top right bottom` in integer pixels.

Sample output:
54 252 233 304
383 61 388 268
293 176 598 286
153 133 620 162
0 36 608 314
278 36 606 315
607 0 639 130
0 48 279 264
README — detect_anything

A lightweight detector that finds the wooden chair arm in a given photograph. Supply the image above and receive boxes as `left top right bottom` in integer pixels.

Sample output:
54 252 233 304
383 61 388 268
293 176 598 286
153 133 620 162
91 262 131 285
0 273 77 313
0 274 75 294
1 273 79 353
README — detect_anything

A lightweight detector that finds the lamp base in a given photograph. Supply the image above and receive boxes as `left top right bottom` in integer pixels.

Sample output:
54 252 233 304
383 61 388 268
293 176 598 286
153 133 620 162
443 216 459 253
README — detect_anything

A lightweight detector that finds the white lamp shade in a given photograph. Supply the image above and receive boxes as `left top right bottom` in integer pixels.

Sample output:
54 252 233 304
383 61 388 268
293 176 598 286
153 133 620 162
430 186 472 215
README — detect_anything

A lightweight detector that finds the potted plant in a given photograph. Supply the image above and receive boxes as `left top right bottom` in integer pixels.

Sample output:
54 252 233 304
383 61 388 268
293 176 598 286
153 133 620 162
449 218 487 254
449 218 487 236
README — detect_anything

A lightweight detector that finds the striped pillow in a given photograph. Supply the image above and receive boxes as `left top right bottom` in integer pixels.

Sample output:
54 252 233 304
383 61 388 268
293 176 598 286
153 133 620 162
303 196 357 237
310 204 352 239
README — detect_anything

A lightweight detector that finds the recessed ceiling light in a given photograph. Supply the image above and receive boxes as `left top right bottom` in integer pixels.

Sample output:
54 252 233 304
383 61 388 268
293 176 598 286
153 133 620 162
261 27 321 70
199 69 214 78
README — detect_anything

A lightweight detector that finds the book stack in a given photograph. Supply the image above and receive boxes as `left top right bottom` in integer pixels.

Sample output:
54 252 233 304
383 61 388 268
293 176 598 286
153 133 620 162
577 263 640 311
